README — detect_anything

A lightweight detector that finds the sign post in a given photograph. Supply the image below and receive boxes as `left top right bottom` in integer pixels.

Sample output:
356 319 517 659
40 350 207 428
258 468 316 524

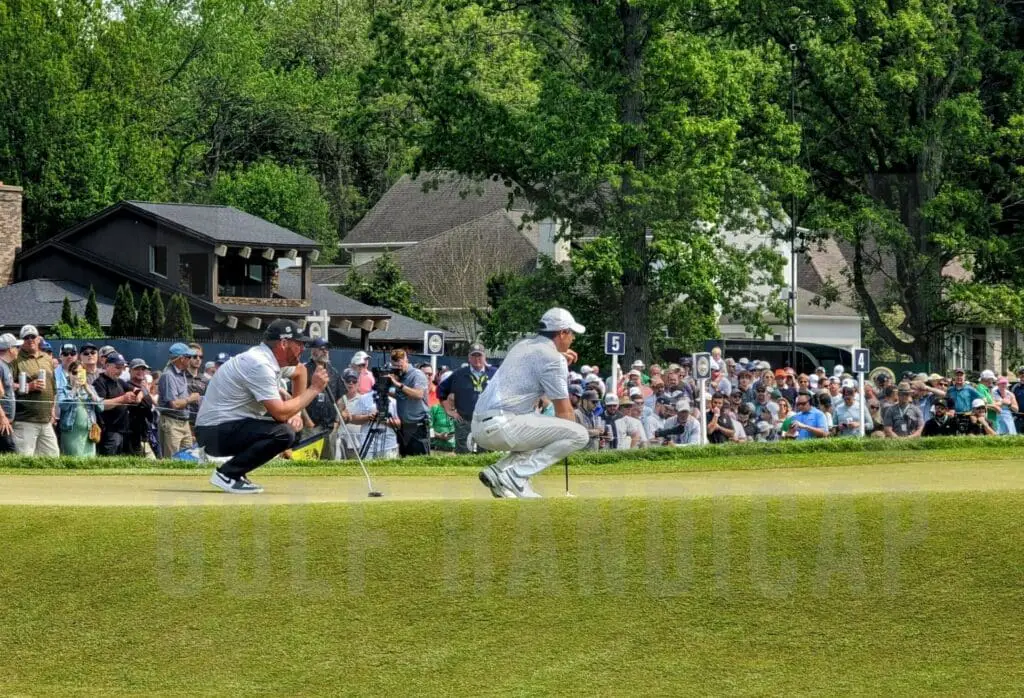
305 309 330 341
853 348 871 437
693 352 712 445
423 330 445 375
604 332 626 393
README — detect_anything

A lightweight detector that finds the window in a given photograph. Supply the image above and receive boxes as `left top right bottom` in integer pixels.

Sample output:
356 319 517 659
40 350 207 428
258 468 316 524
149 245 167 277
217 257 271 298
179 253 209 297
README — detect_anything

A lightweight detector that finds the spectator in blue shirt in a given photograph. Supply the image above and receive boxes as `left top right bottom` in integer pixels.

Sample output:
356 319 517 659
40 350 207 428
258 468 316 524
946 368 982 413
788 391 829 440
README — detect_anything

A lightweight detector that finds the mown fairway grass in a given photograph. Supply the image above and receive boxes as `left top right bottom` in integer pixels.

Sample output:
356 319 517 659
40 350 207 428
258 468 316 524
2 486 1022 695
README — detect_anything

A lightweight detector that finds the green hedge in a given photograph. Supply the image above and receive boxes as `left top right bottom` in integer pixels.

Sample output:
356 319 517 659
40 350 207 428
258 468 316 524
1 435 1023 471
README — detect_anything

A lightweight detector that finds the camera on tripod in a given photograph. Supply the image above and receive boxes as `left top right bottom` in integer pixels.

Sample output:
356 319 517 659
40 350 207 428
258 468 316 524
369 365 396 418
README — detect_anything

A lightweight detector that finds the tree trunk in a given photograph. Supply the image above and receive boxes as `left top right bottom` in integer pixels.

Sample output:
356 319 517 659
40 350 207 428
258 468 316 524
617 1 650 365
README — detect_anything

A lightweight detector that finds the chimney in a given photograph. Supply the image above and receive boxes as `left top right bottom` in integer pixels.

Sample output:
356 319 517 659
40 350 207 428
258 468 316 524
0 183 24 287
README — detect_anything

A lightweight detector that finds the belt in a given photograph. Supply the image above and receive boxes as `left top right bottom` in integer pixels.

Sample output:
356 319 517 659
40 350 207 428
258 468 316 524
475 410 506 422
163 414 190 422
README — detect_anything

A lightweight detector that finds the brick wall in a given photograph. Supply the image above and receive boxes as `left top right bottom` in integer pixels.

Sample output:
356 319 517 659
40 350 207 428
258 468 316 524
0 184 23 287
218 296 310 308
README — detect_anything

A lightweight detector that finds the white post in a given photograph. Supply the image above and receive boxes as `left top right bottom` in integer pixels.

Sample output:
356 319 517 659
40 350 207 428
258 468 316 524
700 378 708 445
431 354 438 376
858 371 866 437
611 356 620 396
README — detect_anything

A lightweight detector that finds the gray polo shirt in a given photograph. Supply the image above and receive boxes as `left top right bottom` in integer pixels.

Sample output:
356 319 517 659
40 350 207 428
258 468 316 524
158 363 191 421
395 367 429 423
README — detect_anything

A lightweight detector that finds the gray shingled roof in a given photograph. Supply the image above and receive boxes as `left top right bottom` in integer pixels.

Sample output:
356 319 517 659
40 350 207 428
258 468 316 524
0 279 115 330
275 269 389 318
309 265 351 285
353 210 539 309
342 171 527 246
127 202 318 248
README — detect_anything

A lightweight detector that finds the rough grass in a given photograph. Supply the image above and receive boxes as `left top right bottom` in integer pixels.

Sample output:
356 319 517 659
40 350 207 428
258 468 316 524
1 491 1022 695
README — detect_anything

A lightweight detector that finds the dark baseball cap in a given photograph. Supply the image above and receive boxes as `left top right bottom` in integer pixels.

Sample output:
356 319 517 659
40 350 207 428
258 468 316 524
468 342 486 355
107 353 127 366
81 342 98 352
581 389 600 401
264 319 314 343
310 338 329 349
60 343 78 355
342 368 359 381
568 385 583 397
215 352 231 364
129 358 150 370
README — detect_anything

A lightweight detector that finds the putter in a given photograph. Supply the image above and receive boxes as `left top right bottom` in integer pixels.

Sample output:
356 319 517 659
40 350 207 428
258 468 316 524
564 457 575 497
325 383 383 497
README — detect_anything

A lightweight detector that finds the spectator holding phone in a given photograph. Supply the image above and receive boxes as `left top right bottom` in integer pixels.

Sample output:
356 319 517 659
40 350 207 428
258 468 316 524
93 353 142 455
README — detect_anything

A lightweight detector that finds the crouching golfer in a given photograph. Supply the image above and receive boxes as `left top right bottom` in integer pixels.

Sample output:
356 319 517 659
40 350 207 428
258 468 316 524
474 308 589 498
196 319 329 494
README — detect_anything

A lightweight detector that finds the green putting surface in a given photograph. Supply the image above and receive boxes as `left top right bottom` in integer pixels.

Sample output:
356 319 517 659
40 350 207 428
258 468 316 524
0 458 1021 505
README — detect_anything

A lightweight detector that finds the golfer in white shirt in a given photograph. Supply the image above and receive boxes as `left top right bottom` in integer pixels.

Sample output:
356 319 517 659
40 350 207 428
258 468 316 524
473 308 589 498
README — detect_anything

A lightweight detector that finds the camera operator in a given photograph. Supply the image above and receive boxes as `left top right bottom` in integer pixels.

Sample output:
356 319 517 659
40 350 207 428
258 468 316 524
196 320 329 494
305 337 345 460
347 371 401 459
387 349 431 456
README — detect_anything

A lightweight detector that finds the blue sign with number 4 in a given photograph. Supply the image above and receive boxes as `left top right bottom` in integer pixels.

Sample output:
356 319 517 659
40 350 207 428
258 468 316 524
853 348 870 373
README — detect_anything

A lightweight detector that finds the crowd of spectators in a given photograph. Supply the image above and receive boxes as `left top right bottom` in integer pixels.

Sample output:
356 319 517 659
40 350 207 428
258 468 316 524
559 356 1024 449
1 323 1020 459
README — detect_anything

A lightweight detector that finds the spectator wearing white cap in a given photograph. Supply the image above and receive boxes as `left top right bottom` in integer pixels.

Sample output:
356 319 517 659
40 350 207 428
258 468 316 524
974 369 1001 430
656 398 701 446
631 359 648 385
964 398 997 436
10 325 60 456
350 351 374 394
0 333 22 453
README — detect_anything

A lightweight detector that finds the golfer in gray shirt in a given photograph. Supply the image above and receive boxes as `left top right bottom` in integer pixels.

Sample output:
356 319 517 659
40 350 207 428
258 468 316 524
473 308 589 498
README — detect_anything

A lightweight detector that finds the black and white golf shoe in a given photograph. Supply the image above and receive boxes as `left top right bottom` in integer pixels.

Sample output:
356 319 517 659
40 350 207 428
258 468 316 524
210 469 264 494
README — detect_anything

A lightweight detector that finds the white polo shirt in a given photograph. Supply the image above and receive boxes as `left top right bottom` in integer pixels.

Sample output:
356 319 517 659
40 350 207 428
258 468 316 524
473 335 568 417
196 344 282 427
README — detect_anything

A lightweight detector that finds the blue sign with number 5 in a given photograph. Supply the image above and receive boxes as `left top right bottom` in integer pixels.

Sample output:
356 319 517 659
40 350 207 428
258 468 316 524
604 332 626 356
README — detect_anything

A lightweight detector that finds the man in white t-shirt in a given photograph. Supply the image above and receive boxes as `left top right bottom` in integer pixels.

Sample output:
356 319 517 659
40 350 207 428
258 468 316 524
346 374 401 460
196 319 329 494
473 307 589 498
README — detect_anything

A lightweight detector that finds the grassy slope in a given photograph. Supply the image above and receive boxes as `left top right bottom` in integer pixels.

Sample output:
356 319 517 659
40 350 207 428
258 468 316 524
2 493 1022 695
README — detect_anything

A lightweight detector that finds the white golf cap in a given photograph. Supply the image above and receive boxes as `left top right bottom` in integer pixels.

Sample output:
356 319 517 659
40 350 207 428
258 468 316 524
833 364 845 377
971 398 986 409
604 393 619 406
841 378 857 390
19 324 39 338
0 333 23 350
809 375 819 386
584 374 600 384
631 360 645 369
676 398 691 412
628 386 643 398
580 365 593 375
980 369 995 380
350 351 369 365
569 371 582 382
539 307 585 334
828 376 840 384
628 369 641 377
